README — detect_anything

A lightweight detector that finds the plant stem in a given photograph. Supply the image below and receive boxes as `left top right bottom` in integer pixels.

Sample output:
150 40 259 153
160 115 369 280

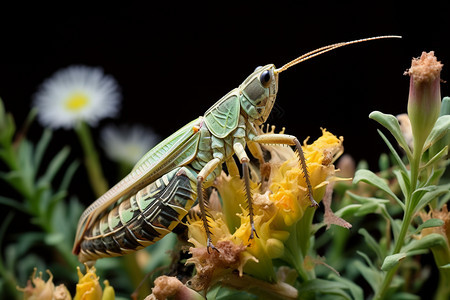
374 146 422 299
75 122 108 197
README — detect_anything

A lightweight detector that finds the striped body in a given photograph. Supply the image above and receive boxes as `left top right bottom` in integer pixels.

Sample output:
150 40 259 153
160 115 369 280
78 168 196 263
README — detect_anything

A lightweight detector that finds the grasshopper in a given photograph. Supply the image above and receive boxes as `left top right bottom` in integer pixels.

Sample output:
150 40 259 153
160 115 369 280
73 35 400 263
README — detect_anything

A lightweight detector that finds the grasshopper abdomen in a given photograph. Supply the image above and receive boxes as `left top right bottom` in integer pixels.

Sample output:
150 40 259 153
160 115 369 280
78 167 197 263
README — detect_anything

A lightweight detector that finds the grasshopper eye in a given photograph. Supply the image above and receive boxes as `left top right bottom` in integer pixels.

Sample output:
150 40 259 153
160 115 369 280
260 70 272 88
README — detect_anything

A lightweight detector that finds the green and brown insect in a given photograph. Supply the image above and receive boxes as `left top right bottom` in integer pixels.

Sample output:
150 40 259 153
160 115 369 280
73 35 401 263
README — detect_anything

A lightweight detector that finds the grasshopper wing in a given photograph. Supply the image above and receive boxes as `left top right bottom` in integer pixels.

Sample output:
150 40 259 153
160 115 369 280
73 117 202 254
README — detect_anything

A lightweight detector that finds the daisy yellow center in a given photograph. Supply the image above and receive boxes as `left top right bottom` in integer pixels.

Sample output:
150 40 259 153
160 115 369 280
65 92 90 111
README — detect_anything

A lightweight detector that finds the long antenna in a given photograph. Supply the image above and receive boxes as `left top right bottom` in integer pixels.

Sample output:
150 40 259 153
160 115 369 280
275 35 402 73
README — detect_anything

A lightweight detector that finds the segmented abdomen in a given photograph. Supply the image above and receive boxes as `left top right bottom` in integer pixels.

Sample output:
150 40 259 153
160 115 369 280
78 168 196 263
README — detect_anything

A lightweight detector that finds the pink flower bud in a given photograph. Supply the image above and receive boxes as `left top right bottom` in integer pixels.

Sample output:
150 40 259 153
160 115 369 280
405 51 443 150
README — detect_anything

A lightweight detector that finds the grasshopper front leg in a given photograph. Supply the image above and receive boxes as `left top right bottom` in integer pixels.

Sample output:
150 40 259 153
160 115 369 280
197 157 222 253
234 142 258 241
252 133 318 207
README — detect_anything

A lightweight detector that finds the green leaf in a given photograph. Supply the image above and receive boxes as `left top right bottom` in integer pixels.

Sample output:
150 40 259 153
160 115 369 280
381 253 407 271
327 274 364 300
297 279 353 300
381 249 428 271
38 146 70 184
441 97 450 116
423 115 450 152
380 234 446 272
0 195 26 212
439 191 450 209
390 219 402 242
33 129 52 172
415 218 445 234
378 153 390 171
45 190 68 221
59 159 79 192
369 111 412 159
421 146 448 170
356 250 377 270
358 228 383 262
352 258 383 293
44 233 65 246
354 202 379 216
211 287 255 300
440 263 450 269
346 192 390 204
18 139 35 183
0 171 30 199
334 204 362 217
410 186 436 208
13 232 46 257
67 197 84 227
389 292 420 300
377 129 408 174
393 170 410 199
413 183 450 214
353 170 404 209
402 233 447 253
424 167 446 187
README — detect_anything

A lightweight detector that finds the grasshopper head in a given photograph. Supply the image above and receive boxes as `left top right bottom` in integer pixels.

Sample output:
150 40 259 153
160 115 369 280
239 64 279 125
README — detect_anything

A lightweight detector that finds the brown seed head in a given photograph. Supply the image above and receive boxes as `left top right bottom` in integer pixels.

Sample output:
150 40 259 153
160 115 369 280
404 51 443 84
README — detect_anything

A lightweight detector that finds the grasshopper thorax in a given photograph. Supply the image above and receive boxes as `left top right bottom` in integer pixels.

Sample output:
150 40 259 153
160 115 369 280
239 64 278 125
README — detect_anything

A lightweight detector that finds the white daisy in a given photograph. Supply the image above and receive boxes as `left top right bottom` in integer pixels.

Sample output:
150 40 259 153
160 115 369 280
100 124 159 165
33 65 121 129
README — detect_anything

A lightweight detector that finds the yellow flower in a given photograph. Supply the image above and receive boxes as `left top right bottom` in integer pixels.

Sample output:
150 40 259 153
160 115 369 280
187 129 344 289
268 129 343 228
18 266 114 300
187 211 260 289
101 280 115 300
74 265 103 300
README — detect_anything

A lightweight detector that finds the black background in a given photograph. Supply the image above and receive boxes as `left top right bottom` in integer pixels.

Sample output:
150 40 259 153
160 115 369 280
0 0 449 297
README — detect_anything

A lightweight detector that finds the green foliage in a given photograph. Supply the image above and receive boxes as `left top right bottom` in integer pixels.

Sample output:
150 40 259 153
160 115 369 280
349 101 450 300
0 98 83 299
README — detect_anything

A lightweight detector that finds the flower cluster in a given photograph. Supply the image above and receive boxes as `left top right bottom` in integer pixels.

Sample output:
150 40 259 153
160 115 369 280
186 129 344 291
17 265 114 300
